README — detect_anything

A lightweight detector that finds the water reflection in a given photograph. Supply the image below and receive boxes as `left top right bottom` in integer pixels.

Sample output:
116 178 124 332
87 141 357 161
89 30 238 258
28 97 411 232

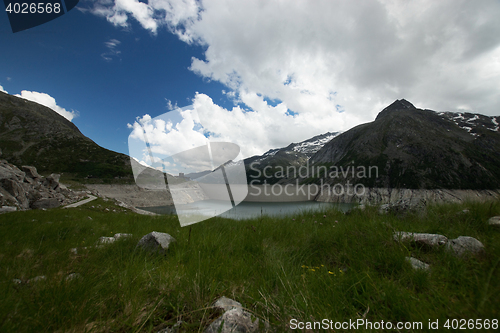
138 200 354 221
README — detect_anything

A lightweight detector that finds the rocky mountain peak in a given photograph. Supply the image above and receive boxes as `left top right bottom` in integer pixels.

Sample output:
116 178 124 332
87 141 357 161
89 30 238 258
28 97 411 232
376 99 416 120
383 99 416 111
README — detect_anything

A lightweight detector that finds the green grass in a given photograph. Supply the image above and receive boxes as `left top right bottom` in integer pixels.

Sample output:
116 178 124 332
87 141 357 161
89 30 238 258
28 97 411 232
1 199 499 332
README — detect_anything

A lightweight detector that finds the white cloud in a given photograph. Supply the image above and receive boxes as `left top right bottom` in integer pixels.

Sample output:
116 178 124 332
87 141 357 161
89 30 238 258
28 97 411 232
15 90 78 121
101 38 122 61
165 98 178 110
0 85 6 93
94 0 500 155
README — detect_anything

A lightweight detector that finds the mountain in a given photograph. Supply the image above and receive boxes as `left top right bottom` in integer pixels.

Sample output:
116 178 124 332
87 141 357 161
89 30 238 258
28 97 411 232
304 99 500 189
245 132 340 184
0 91 133 182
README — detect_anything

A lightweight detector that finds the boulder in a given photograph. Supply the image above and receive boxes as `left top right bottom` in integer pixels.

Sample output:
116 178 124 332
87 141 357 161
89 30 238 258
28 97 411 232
22 165 41 179
114 233 133 240
405 257 430 271
0 179 29 209
205 308 260 333
446 236 485 257
44 173 61 190
137 232 176 254
1 178 23 197
213 296 243 312
0 161 25 182
205 297 261 333
31 198 60 209
394 232 448 247
98 237 115 245
488 216 500 227
0 206 17 213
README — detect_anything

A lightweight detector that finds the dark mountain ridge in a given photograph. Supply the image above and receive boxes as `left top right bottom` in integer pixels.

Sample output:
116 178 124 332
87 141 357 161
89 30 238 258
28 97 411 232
0 91 133 181
308 99 500 189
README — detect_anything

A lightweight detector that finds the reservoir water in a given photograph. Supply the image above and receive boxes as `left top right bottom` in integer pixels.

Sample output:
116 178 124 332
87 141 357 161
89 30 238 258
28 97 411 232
138 200 353 220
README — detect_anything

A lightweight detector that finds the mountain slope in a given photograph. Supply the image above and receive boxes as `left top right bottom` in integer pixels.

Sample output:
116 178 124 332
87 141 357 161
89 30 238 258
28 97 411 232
0 91 133 181
308 99 500 189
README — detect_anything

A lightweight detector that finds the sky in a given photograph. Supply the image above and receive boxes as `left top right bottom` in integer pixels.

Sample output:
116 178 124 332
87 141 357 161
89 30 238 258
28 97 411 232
1 0 500 162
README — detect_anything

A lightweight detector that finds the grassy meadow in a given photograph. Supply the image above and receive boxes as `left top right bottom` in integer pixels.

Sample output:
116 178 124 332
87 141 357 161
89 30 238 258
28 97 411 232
0 198 499 332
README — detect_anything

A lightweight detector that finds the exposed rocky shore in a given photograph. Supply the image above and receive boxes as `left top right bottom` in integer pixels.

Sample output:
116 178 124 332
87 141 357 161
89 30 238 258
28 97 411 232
315 187 500 208
85 184 174 207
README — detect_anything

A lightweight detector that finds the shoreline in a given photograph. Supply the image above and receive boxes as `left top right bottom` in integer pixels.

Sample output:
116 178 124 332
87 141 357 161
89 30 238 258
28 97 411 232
85 184 500 210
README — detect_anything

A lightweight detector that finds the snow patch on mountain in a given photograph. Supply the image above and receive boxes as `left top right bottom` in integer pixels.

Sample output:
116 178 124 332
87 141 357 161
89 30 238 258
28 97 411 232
292 132 340 155
438 111 500 137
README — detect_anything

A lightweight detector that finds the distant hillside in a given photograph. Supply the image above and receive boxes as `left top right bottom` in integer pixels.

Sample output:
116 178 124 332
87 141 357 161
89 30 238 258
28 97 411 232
0 91 133 182
305 99 500 189
245 132 340 184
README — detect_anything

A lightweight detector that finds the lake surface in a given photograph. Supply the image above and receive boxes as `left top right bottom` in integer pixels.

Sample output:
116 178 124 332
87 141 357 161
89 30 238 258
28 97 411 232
138 200 354 220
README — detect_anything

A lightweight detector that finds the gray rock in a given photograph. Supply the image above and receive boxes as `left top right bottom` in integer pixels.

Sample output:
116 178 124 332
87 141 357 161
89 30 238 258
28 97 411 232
394 232 448 247
0 188 17 206
446 236 485 256
205 308 259 333
378 203 390 214
65 273 82 281
44 174 61 190
98 236 116 245
488 216 500 227
0 162 25 182
114 233 133 240
22 165 41 179
405 257 430 271
1 178 23 197
31 198 60 209
213 296 243 312
0 206 17 213
28 275 46 284
137 232 176 253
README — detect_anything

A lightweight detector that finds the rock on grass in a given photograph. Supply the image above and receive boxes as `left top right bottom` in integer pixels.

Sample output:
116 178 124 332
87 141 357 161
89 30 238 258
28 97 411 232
136 232 176 254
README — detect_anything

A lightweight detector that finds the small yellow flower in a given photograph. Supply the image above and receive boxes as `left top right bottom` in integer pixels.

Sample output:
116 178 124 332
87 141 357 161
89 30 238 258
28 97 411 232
321 264 324 267
310 269 315 272
328 271 334 275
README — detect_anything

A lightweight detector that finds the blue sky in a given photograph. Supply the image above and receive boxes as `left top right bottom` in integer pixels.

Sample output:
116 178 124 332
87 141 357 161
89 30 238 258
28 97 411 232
1 3 230 155
2 0 500 160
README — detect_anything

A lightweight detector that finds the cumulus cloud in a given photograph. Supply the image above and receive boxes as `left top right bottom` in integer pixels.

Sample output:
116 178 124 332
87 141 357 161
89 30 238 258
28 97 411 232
15 90 78 121
92 0 500 155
